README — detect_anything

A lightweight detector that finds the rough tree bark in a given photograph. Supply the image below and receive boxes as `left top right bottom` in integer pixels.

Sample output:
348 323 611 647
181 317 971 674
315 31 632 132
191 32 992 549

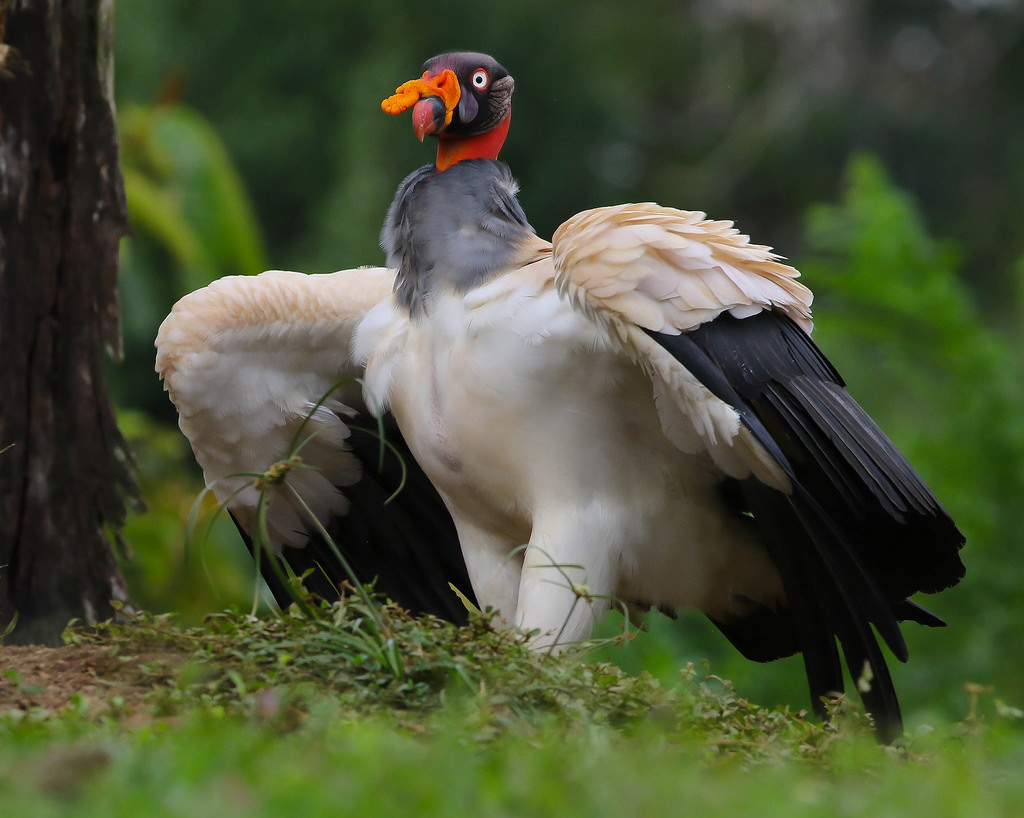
0 0 138 644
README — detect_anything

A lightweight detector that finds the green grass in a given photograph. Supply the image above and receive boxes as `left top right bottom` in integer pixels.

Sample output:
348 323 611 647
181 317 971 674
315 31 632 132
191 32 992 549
1 600 1022 816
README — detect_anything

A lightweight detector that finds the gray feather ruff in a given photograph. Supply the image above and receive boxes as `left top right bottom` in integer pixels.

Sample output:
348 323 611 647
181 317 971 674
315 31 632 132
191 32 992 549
381 160 536 315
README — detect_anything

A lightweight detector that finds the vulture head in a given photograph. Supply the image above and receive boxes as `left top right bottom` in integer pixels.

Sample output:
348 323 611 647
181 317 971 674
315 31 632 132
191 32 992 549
382 52 514 171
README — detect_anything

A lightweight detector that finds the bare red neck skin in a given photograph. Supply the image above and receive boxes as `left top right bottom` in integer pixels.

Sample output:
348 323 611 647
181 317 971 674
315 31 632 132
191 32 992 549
435 112 511 172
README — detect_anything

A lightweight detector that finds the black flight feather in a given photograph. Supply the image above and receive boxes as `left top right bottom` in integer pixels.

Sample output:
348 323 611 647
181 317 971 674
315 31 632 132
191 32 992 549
234 417 476 624
646 309 965 740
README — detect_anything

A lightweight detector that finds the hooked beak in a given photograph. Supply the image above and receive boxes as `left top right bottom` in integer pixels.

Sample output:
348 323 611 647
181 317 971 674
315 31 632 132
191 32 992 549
411 96 450 141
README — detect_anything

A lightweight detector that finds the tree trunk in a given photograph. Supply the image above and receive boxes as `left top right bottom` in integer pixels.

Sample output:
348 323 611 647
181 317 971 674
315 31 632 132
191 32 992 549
0 0 138 644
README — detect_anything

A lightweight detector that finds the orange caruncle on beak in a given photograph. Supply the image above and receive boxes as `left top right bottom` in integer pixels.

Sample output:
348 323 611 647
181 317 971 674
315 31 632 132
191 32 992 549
381 69 461 138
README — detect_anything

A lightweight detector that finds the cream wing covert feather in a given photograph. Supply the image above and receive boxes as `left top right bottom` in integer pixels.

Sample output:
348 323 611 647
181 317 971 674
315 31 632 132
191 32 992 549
552 203 813 335
156 267 396 550
550 203 812 489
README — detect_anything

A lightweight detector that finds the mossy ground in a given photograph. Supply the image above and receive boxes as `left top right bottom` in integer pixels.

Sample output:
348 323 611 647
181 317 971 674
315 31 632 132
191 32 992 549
2 598 1020 816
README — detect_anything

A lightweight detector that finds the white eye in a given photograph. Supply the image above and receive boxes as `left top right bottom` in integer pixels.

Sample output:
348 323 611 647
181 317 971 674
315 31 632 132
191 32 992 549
471 69 490 90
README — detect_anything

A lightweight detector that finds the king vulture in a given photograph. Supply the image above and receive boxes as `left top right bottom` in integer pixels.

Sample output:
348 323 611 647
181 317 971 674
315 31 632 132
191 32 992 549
156 51 965 740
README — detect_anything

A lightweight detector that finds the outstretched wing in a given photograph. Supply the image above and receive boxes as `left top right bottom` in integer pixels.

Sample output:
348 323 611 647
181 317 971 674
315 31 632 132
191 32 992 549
156 267 476 622
553 203 965 740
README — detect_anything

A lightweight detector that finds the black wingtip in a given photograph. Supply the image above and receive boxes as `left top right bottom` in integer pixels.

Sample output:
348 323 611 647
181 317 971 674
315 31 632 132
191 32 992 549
893 599 947 629
646 310 964 742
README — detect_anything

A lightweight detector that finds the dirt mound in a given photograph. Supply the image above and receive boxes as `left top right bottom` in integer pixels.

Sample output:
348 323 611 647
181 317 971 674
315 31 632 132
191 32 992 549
1 644 186 718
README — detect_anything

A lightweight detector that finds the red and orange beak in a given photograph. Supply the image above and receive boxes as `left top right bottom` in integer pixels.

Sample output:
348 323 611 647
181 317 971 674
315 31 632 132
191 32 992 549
381 69 461 141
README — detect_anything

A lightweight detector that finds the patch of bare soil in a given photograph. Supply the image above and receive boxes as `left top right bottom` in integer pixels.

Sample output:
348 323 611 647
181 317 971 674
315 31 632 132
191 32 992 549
0 643 188 718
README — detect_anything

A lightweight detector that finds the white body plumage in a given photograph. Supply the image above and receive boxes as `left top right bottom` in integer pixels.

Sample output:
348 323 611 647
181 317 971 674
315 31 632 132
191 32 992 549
356 203 811 644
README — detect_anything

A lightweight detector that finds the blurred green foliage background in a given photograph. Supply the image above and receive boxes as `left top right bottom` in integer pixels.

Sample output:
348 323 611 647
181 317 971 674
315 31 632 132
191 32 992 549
110 0 1024 723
